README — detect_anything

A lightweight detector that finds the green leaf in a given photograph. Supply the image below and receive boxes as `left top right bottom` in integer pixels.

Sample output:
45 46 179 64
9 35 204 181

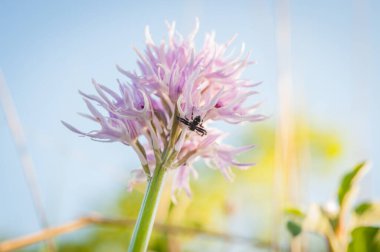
337 161 367 206
286 220 302 237
284 207 305 218
354 202 373 216
352 202 380 227
348 226 380 252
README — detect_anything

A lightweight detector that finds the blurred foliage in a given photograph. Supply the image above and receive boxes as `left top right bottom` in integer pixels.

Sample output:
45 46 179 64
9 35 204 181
284 207 306 219
5 119 356 252
337 161 366 206
286 221 302 237
285 161 380 252
353 202 372 216
348 227 380 252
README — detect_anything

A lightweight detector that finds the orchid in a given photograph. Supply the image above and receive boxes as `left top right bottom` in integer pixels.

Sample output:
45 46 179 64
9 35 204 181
63 19 264 252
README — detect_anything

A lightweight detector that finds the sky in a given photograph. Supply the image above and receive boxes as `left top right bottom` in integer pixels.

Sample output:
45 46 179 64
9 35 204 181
0 0 379 238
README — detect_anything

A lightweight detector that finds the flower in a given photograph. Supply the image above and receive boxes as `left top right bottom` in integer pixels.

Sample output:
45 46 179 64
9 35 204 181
63 19 264 201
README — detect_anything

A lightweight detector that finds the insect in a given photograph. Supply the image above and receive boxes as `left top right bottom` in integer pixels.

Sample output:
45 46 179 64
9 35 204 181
176 113 207 136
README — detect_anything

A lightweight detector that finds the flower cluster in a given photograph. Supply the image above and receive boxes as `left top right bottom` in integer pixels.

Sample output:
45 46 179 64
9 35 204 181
63 19 264 201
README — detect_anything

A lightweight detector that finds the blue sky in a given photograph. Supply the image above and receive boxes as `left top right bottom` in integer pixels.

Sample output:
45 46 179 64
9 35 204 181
1 0 379 237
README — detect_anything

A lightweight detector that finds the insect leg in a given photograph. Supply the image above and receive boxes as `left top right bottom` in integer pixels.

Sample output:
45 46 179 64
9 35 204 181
195 127 207 136
177 116 190 126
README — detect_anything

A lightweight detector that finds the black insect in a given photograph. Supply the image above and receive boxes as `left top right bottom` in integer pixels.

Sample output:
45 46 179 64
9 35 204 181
176 114 207 136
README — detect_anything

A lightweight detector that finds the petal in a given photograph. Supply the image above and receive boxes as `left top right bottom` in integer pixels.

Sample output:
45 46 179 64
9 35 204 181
61 121 86 135
83 99 104 121
145 26 155 45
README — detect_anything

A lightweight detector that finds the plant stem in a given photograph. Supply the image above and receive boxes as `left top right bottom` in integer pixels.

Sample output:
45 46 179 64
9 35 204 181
128 161 167 252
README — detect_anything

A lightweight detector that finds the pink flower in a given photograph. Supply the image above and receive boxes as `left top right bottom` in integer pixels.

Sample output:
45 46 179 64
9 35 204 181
63 19 264 201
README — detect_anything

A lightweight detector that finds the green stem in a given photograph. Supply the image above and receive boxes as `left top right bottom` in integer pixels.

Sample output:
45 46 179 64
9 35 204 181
128 161 167 252
128 110 181 251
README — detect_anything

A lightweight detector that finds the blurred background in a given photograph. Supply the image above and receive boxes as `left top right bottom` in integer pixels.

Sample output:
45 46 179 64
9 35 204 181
0 0 379 251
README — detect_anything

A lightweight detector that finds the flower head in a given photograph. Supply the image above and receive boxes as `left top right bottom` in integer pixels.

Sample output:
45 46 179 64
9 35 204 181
63 19 264 201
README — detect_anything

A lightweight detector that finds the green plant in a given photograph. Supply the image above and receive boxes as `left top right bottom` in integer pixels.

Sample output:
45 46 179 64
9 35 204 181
286 161 380 251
